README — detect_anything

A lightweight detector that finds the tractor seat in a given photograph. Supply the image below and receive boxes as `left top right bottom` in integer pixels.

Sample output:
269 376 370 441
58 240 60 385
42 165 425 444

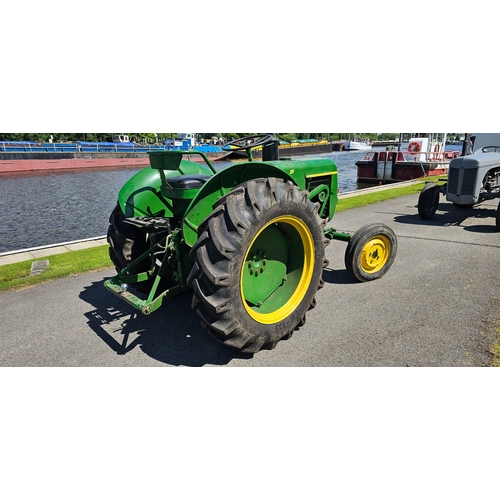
166 174 211 190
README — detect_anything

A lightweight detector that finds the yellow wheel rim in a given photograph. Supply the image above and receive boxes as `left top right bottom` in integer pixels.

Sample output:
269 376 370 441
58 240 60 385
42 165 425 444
359 235 390 274
360 235 391 274
240 216 315 324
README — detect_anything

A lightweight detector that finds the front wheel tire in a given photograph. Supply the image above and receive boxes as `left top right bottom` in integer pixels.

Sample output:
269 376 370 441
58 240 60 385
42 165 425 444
344 224 397 282
418 182 440 220
187 178 329 353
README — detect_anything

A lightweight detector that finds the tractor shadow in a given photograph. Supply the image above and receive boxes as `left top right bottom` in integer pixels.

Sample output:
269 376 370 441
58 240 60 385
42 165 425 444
79 277 253 366
392 202 498 233
322 267 354 285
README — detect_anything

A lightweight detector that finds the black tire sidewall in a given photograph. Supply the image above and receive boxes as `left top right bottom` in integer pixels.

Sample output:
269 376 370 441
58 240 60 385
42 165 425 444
418 183 439 220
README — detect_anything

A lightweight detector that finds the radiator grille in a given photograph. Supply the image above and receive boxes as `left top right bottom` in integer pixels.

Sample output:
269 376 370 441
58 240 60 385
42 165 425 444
447 167 478 196
461 169 477 195
448 167 460 194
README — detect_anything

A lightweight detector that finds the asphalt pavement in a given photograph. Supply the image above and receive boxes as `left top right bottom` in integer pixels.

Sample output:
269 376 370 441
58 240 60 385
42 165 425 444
1 192 499 366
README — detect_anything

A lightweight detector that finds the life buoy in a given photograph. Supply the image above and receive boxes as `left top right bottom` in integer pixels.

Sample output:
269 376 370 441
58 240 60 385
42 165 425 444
408 141 421 154
169 141 175 148
431 144 440 161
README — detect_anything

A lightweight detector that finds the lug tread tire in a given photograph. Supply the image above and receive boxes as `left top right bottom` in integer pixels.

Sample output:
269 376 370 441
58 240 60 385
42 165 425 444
107 204 150 278
187 178 329 353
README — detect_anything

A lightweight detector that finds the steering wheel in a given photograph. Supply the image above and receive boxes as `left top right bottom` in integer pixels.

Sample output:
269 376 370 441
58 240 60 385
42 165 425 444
222 134 275 152
481 145 500 153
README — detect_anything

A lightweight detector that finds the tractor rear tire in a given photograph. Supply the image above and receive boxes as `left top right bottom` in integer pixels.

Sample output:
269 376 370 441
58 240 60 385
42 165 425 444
344 223 397 282
418 182 439 220
107 204 149 273
187 178 329 353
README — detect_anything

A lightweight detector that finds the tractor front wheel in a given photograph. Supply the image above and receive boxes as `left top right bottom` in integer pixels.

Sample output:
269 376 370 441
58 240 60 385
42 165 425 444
187 178 329 353
418 182 440 220
344 224 397 282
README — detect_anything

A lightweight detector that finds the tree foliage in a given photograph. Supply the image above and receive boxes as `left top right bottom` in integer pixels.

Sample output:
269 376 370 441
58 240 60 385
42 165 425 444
0 132 403 144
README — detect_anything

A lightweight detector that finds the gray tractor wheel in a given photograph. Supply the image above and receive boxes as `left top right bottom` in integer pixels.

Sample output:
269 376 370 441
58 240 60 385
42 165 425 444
418 183 440 220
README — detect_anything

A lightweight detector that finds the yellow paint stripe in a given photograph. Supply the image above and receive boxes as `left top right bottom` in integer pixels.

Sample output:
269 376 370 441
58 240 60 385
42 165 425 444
305 171 338 178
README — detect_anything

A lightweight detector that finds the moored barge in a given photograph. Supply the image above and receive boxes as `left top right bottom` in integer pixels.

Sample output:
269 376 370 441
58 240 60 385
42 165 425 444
356 134 461 184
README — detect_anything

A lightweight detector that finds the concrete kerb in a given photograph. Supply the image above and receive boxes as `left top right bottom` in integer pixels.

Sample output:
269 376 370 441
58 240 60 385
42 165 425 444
0 236 108 266
0 178 427 267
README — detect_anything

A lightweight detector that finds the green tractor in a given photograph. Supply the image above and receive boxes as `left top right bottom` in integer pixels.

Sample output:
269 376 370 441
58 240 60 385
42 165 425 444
104 134 397 353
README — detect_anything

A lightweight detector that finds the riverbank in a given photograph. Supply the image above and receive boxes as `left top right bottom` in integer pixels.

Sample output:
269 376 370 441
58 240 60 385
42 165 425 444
0 177 430 266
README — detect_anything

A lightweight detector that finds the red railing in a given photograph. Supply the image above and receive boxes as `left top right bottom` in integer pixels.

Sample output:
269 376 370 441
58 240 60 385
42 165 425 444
363 150 459 162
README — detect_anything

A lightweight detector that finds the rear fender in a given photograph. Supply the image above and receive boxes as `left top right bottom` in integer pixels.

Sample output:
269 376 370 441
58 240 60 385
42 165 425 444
182 162 295 248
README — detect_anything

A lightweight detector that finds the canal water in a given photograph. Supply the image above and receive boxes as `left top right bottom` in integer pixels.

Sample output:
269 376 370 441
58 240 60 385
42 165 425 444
0 148 399 253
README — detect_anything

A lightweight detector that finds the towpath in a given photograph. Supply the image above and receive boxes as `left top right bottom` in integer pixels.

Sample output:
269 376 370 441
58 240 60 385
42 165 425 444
1 191 499 366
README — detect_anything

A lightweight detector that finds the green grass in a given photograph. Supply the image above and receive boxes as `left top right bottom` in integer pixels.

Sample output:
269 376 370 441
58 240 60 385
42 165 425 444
0 245 113 293
336 177 444 212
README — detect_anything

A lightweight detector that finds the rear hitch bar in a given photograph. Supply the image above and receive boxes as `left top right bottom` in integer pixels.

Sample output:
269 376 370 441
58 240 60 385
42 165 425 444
104 231 188 315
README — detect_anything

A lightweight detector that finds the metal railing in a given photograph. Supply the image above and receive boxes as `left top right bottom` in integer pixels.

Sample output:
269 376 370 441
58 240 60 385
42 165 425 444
0 143 170 153
362 150 459 163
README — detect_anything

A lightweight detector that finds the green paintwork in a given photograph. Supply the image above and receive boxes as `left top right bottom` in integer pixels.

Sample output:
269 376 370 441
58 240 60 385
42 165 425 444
242 223 288 307
182 157 338 247
118 153 338 236
323 227 352 242
182 161 294 247
117 156 213 218
108 148 341 315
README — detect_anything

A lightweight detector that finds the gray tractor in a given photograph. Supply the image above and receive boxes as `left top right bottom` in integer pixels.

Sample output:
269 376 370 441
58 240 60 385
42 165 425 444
417 146 500 230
